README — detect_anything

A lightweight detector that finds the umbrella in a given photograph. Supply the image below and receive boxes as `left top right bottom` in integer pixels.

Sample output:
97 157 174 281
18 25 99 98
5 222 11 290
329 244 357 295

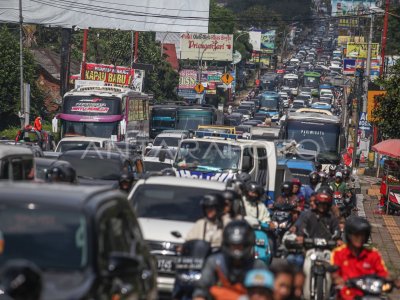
372 139 400 159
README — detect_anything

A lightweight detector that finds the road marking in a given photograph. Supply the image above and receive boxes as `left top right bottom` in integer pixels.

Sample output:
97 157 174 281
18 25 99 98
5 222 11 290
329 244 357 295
356 193 366 218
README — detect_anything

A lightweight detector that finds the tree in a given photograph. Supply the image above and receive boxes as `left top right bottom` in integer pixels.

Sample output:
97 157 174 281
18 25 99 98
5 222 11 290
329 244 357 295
209 0 235 34
0 26 44 130
373 61 400 139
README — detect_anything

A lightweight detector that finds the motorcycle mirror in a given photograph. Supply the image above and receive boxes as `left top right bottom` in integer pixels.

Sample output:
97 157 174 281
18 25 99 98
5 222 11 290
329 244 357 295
171 231 182 238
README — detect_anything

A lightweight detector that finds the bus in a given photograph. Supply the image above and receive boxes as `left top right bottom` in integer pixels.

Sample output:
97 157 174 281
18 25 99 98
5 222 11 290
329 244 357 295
149 105 217 138
280 112 344 166
59 86 149 140
282 74 299 96
303 72 321 97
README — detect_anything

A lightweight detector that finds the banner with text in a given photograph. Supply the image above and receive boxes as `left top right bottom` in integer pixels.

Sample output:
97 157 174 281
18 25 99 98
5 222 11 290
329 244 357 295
346 42 380 59
338 36 364 46
261 30 276 54
338 18 359 28
83 63 134 86
331 0 375 16
180 33 233 61
178 69 198 89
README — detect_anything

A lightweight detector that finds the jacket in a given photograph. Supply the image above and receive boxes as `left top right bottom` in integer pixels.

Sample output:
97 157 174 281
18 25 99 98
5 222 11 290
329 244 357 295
186 218 223 249
296 210 339 240
243 200 271 223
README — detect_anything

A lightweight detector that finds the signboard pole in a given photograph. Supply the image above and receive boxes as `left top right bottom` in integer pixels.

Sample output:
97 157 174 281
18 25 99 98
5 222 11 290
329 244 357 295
380 0 390 76
352 68 364 170
364 14 374 112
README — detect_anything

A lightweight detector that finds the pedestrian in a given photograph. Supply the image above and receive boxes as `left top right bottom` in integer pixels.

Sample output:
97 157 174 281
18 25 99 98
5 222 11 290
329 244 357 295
33 116 42 131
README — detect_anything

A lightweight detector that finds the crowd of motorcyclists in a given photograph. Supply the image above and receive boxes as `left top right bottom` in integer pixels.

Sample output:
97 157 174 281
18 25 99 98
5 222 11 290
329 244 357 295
174 163 399 300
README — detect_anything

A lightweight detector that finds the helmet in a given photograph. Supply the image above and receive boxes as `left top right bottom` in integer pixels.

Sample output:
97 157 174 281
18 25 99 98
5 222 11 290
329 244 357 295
292 178 302 187
343 168 351 179
0 259 42 300
315 192 332 206
222 220 255 262
345 216 371 244
222 190 240 203
314 161 322 172
309 172 320 185
46 163 76 183
119 173 134 192
244 269 274 290
236 172 251 184
329 165 337 174
200 194 225 218
245 181 264 203
318 171 328 183
316 186 333 196
281 181 293 195
335 171 343 178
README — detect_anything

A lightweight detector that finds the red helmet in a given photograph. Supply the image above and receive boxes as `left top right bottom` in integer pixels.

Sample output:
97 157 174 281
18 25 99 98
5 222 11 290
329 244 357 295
315 192 332 205
292 178 302 187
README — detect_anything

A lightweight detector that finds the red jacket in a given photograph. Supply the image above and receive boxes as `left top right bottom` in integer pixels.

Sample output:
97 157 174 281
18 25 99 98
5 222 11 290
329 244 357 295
331 244 389 300
34 117 42 131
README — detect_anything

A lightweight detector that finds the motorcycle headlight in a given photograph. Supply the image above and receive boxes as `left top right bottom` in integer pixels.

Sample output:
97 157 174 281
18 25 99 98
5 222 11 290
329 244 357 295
310 253 317 261
279 221 288 228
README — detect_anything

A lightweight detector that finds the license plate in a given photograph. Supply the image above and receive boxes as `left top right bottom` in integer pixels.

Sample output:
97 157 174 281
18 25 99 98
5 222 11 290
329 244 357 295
255 239 265 246
156 256 175 273
175 257 204 270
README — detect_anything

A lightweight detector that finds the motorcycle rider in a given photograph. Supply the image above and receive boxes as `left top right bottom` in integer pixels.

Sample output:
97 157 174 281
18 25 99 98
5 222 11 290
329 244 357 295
315 161 322 173
119 173 134 193
186 194 225 249
193 220 266 300
331 216 389 300
243 181 273 226
45 165 77 184
239 269 275 300
309 171 321 192
274 181 299 208
327 165 338 182
292 178 306 210
221 190 244 224
329 172 350 196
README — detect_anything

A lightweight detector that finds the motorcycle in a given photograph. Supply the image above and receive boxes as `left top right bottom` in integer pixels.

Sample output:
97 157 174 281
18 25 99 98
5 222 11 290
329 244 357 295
245 216 273 265
346 275 395 299
271 204 296 246
172 240 211 300
303 238 338 300
332 191 352 218
384 187 400 215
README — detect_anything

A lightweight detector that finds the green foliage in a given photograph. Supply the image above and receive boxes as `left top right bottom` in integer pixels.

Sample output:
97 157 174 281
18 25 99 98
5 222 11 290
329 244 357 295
209 0 235 34
0 122 53 140
386 6 400 55
373 61 400 139
0 26 44 130
234 32 253 61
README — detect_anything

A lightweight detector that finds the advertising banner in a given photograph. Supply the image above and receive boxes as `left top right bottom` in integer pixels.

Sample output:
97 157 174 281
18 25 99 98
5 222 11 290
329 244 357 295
249 31 262 51
338 18 358 28
180 33 233 61
261 30 276 53
132 69 145 92
343 58 356 75
83 63 134 86
338 36 364 45
178 69 198 89
331 0 375 16
65 97 120 115
346 42 380 59
343 58 380 76
367 90 386 122
128 99 149 122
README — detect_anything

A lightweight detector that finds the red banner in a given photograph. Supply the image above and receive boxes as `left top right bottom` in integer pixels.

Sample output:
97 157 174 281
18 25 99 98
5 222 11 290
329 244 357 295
83 63 134 86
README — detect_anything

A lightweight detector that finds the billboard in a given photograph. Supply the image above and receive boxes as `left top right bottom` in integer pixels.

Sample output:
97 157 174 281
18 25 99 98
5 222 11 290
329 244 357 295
0 0 210 33
338 18 358 28
343 59 356 75
338 36 364 46
178 69 198 89
83 63 134 86
249 31 262 51
367 90 386 122
180 33 233 61
346 42 380 59
331 0 375 16
261 30 276 53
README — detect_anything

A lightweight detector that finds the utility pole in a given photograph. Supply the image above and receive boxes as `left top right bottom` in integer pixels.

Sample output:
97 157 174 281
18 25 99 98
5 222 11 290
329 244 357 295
352 67 364 170
19 0 24 129
380 0 390 76
363 14 374 113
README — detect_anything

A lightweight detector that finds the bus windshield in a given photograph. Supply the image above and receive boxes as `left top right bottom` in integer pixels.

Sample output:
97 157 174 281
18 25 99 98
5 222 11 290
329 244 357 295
283 78 298 88
62 121 118 138
286 121 339 154
151 109 177 130
177 109 214 130
175 141 241 172
260 96 278 109
63 96 121 116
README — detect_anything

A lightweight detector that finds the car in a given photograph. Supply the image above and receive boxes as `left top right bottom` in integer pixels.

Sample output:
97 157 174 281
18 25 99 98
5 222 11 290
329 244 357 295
234 109 252 120
0 144 34 181
242 119 264 126
55 137 110 153
104 141 142 158
59 150 144 187
0 182 157 300
143 146 176 172
224 114 242 126
152 132 186 148
291 100 307 109
128 176 228 292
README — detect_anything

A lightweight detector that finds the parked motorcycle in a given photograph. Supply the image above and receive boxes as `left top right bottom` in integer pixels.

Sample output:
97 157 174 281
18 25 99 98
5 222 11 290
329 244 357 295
384 187 400 215
172 240 211 300
346 275 395 299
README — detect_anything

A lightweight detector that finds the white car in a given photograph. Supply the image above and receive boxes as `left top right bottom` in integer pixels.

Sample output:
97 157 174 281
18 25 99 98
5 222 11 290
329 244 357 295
128 176 228 292
55 136 110 152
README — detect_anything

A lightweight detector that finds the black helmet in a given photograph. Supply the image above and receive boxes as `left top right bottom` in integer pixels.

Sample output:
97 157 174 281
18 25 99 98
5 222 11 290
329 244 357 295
281 181 293 195
222 190 242 218
314 161 322 172
200 194 225 218
329 164 337 174
343 168 351 179
236 172 251 184
222 220 255 262
222 190 240 203
46 163 76 183
0 260 42 300
309 171 320 185
345 216 371 244
245 181 264 203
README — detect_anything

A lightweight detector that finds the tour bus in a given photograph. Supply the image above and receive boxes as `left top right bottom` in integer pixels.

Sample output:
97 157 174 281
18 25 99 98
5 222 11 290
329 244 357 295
149 105 217 139
282 73 299 96
279 112 344 167
59 86 150 140
258 91 282 120
173 131 279 201
303 72 321 97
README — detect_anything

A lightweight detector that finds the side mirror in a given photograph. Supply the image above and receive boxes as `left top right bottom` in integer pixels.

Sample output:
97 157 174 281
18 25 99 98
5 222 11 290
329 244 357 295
108 252 140 278
242 156 251 172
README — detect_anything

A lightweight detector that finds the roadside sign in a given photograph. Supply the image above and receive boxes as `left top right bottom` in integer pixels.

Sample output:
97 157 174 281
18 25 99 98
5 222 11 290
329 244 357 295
221 73 234 84
194 83 204 94
359 112 372 132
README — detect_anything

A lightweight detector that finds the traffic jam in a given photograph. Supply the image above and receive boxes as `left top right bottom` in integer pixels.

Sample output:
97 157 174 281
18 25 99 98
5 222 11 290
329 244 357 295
1 0 400 300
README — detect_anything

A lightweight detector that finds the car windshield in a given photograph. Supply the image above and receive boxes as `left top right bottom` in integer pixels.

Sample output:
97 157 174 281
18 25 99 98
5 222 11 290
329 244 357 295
153 137 180 147
132 185 219 222
0 206 87 270
146 148 176 160
60 154 123 180
56 141 102 152
175 141 241 172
